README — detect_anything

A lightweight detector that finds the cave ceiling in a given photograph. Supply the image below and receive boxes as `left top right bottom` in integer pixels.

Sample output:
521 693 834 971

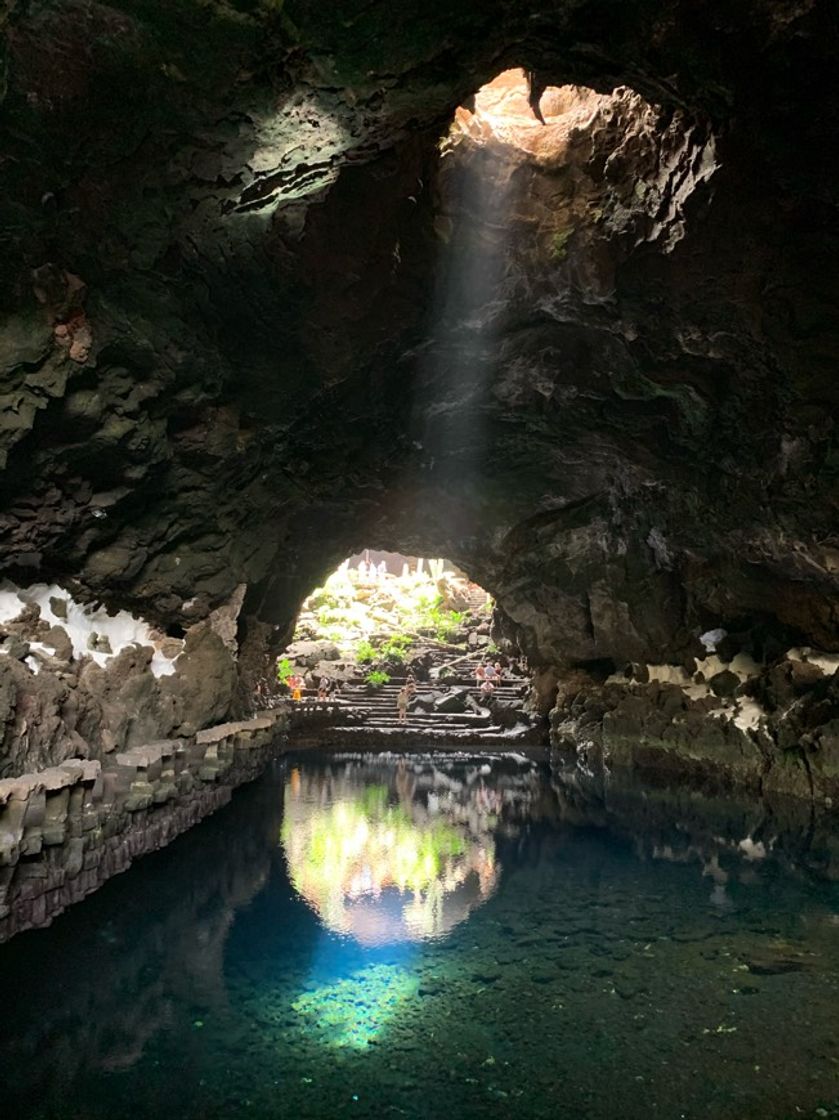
0 0 837 667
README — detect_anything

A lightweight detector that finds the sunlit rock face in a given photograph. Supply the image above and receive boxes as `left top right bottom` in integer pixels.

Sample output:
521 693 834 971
0 1 838 777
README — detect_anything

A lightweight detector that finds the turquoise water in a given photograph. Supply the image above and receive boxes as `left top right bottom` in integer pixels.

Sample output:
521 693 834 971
2 752 839 1120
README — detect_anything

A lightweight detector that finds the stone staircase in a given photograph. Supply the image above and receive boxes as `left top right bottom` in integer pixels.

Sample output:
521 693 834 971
290 655 542 748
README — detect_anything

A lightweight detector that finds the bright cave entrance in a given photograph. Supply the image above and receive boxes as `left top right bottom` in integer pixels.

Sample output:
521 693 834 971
273 552 534 738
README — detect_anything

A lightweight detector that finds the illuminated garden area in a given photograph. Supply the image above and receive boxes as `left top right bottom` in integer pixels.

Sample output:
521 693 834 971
285 554 492 672
271 554 535 742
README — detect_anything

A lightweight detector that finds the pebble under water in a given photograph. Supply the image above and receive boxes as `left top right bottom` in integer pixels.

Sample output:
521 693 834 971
2 751 839 1120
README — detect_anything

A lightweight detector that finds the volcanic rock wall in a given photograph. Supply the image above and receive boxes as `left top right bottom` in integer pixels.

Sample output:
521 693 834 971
0 580 246 777
0 1 837 790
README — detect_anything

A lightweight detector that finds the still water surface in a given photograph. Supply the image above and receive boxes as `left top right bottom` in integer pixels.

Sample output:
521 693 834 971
2 751 839 1120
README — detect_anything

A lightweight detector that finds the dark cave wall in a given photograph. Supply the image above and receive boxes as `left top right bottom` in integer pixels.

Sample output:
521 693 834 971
0 0 837 783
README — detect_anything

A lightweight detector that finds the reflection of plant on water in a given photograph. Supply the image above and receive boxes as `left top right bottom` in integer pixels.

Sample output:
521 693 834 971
281 758 540 944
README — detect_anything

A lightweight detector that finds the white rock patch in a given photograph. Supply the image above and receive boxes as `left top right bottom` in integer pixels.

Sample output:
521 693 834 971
786 647 839 676
699 627 727 652
732 698 764 732
0 581 182 677
645 664 691 686
738 837 767 861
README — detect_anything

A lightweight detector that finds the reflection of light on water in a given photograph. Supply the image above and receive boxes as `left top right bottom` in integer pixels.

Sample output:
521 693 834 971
291 963 418 1049
281 770 499 945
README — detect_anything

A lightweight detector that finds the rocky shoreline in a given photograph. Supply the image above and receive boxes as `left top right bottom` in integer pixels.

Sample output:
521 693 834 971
547 645 839 804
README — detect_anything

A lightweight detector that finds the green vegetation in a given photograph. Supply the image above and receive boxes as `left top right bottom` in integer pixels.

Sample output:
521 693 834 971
365 670 391 688
551 226 574 262
426 606 465 642
379 634 412 663
290 561 490 672
276 657 293 685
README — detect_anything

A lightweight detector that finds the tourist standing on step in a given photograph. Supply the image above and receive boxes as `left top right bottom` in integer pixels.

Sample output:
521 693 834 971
317 675 331 701
475 663 486 688
484 661 497 684
396 685 410 724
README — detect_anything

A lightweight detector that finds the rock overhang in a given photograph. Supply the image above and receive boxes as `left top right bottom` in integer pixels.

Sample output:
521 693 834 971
0 0 836 679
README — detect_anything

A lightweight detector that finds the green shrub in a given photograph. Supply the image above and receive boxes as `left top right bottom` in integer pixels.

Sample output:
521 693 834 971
380 634 412 663
365 670 390 688
276 657 293 686
356 639 377 664
432 608 466 642
416 590 443 609
551 227 574 261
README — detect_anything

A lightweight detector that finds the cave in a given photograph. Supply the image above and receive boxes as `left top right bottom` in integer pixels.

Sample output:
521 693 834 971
1 1 838 1116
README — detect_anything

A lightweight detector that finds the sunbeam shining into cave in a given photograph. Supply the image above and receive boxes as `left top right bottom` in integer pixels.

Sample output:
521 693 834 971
413 70 613 506
414 74 525 485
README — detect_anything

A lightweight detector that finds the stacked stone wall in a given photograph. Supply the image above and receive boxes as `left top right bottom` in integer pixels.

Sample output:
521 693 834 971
0 710 288 942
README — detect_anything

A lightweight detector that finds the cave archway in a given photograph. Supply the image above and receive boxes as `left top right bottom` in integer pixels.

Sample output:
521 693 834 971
231 64 727 683
0 2 837 784
284 552 493 663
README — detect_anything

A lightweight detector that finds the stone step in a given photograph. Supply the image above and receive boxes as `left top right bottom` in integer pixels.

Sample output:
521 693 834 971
345 712 494 727
337 682 524 695
305 695 521 712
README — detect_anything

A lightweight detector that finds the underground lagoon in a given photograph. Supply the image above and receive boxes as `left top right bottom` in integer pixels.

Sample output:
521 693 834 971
4 752 839 1120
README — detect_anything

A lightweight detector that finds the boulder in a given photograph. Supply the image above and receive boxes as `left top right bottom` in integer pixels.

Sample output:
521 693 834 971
1 637 29 661
312 659 356 683
43 626 72 663
285 640 340 668
433 688 469 714
405 650 432 679
708 670 740 699
160 622 237 737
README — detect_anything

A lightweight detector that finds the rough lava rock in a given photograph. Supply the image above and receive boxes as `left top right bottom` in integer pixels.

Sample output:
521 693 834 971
0 1 837 789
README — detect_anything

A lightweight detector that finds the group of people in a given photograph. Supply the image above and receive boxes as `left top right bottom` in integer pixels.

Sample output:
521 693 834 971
284 673 338 702
355 558 389 581
285 659 511 722
475 660 504 696
286 672 305 702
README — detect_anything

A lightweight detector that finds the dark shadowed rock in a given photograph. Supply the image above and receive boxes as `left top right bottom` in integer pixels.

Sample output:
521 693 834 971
434 689 469 714
0 0 836 787
708 670 740 699
159 625 238 738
